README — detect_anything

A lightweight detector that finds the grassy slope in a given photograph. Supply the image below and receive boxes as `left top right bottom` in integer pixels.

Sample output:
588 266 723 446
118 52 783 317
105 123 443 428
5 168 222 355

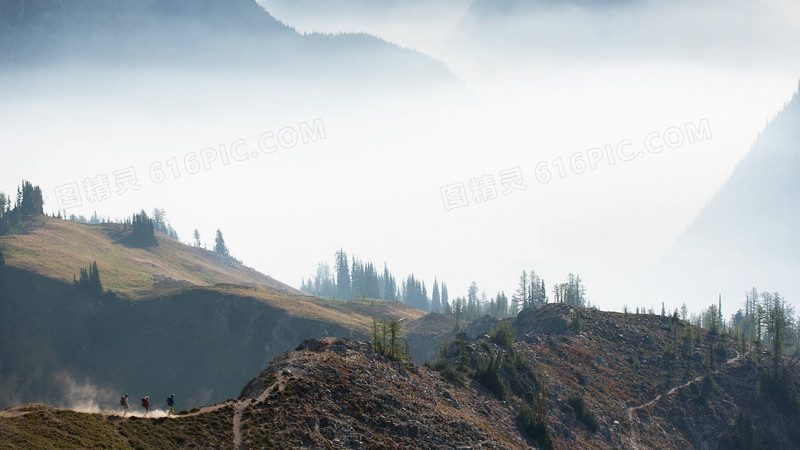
196 285 427 332
0 216 429 334
0 216 301 299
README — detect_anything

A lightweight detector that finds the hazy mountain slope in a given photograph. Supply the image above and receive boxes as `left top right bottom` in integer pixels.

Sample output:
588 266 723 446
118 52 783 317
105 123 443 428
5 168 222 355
0 266 428 410
4 307 799 448
465 0 638 16
0 0 455 86
0 0 290 63
0 217 435 410
673 85 800 259
0 216 300 298
647 84 800 306
446 0 800 73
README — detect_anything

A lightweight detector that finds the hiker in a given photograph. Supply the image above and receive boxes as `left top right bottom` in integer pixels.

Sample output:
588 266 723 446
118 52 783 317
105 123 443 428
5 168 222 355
166 394 176 416
120 394 129 416
141 396 150 415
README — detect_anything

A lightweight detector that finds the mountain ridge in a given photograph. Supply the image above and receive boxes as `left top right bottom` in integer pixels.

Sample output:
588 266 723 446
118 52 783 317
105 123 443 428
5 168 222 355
0 215 301 299
0 0 458 88
3 305 800 448
644 81 800 307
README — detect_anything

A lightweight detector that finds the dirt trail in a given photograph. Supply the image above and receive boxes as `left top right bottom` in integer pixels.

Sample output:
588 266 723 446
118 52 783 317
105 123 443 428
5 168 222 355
232 402 245 449
232 372 291 449
0 407 38 419
625 350 745 448
0 399 232 420
626 407 640 450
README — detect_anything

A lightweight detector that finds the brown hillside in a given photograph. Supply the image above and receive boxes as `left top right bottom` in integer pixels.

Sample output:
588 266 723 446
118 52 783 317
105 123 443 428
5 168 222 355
3 305 799 449
0 215 300 299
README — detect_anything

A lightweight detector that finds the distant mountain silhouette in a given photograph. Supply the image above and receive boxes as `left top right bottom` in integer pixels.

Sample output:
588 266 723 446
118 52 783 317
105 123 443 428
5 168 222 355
0 0 454 85
0 0 290 63
465 0 639 16
648 82 800 307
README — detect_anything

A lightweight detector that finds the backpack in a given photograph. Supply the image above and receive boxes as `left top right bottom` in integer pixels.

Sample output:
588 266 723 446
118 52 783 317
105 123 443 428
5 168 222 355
141 398 148 408
167 396 174 406
120 396 127 407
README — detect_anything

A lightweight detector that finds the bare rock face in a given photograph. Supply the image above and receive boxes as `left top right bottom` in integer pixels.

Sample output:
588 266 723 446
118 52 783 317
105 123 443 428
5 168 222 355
464 314 500 339
514 303 573 337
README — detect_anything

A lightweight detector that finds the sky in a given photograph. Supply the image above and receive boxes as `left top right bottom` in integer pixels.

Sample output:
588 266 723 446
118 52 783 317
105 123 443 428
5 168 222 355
1 0 799 315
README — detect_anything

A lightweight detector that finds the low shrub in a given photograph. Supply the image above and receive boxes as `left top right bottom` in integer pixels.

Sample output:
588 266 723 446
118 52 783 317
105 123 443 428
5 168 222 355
518 405 554 450
489 320 515 349
567 392 600 432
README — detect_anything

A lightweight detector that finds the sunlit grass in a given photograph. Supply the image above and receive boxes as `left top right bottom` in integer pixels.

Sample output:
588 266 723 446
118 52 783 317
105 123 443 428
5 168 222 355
0 216 429 334
0 216 296 299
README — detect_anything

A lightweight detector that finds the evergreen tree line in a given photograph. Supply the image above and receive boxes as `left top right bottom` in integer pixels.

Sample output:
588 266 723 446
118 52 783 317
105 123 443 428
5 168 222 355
83 208 180 241
726 288 799 366
63 206 234 260
636 288 800 369
450 285 511 324
73 261 104 295
511 270 549 314
0 180 44 235
551 273 586 308
301 252 587 322
451 271 586 323
67 211 105 225
122 210 157 246
301 249 451 313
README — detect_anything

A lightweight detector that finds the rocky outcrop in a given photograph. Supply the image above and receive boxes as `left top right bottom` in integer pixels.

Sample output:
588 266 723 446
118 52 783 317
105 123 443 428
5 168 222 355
235 337 528 448
465 314 501 339
4 305 800 449
514 303 573 337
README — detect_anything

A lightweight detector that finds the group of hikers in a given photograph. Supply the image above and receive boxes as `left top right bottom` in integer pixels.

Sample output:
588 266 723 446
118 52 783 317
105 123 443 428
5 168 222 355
119 393 176 417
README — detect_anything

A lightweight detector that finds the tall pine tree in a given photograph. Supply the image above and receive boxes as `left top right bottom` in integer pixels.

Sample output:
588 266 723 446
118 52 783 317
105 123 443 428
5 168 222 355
431 278 441 312
334 249 350 299
214 229 230 257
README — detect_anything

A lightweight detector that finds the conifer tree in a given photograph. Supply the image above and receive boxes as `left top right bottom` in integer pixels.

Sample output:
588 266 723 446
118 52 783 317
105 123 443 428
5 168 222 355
193 229 201 247
453 297 463 332
130 210 156 245
431 278 441 313
214 229 230 257
766 292 793 367
514 271 528 310
334 249 350 299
